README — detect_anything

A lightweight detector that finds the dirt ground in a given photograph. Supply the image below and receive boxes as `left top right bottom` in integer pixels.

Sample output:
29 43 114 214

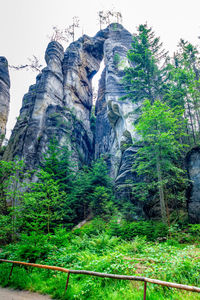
0 287 51 300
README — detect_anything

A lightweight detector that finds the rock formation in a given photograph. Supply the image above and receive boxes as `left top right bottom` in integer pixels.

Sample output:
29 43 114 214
3 23 200 222
186 146 200 223
4 24 135 167
3 42 65 166
95 24 140 193
3 23 143 216
0 57 10 147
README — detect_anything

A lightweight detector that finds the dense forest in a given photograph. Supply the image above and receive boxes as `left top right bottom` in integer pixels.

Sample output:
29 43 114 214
0 24 200 299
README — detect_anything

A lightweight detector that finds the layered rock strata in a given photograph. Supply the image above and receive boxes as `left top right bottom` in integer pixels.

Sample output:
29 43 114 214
0 57 10 147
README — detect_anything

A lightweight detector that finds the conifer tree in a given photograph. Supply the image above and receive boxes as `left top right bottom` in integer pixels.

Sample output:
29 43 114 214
19 170 64 233
122 24 168 107
132 100 188 224
41 138 75 192
166 40 200 144
70 158 114 221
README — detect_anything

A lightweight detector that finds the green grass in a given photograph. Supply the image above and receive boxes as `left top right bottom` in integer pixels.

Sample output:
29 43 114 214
0 220 200 299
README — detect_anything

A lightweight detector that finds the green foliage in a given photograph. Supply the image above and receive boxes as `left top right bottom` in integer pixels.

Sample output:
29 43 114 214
0 220 199 299
16 170 66 233
69 158 115 222
188 224 200 235
0 159 24 213
113 53 120 66
0 140 116 237
121 24 167 106
165 39 200 145
90 110 96 133
41 138 75 192
0 159 26 242
132 100 188 223
0 214 12 244
108 219 169 241
121 23 200 224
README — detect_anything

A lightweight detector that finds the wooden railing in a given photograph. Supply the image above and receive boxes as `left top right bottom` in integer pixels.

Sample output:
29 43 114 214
0 259 200 299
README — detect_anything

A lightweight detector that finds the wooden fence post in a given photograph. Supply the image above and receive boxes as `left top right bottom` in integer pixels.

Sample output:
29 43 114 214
8 263 14 280
143 281 147 300
65 272 70 294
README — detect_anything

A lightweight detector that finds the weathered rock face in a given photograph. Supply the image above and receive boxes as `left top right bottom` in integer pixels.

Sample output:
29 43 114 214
4 42 65 166
95 24 140 196
4 23 145 215
3 30 109 168
186 146 200 223
62 30 109 165
0 57 10 147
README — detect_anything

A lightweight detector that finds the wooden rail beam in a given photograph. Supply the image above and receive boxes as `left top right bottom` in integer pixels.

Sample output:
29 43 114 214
0 259 199 293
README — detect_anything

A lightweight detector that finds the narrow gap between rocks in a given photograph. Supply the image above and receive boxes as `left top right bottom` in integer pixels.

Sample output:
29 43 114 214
91 59 105 108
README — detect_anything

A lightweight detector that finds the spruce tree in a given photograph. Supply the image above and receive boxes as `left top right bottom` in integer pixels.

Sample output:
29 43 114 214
132 100 188 224
41 138 75 192
166 40 200 144
122 24 168 107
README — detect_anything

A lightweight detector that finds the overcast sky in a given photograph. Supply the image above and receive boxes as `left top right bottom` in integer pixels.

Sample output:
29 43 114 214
1 0 200 138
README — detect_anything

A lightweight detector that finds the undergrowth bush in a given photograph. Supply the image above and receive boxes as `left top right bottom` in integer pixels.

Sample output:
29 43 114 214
0 219 200 299
108 219 169 241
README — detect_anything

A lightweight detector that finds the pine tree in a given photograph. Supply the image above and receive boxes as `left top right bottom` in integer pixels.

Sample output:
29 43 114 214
122 24 168 107
70 158 115 222
41 138 75 192
15 140 75 233
166 40 200 144
0 159 25 241
19 170 64 233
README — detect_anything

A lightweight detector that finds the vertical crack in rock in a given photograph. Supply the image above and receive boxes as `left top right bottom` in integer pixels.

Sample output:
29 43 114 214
95 68 115 170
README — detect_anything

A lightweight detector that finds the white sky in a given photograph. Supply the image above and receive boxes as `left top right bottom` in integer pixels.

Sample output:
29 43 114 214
1 0 200 138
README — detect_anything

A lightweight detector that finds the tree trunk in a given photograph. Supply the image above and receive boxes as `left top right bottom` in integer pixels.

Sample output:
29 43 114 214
194 106 200 141
186 99 196 144
184 111 191 145
47 205 50 234
156 155 167 224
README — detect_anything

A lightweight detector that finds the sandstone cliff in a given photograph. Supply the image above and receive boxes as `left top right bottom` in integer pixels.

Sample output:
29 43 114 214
0 57 10 147
4 24 137 180
0 24 156 219
3 23 200 221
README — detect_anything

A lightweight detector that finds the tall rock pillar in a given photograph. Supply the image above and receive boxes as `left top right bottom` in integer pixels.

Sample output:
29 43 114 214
0 57 10 146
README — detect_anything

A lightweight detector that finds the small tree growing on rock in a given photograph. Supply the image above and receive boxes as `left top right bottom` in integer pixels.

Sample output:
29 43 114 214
98 9 123 29
49 16 80 43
